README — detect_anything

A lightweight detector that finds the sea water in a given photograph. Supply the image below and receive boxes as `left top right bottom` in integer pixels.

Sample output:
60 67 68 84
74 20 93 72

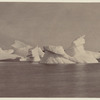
0 62 100 97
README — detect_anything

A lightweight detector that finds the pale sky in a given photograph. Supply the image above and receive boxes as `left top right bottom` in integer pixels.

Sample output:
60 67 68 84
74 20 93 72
0 2 100 51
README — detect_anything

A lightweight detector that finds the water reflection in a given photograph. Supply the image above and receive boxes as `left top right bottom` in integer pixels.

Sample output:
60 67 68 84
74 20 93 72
0 63 100 97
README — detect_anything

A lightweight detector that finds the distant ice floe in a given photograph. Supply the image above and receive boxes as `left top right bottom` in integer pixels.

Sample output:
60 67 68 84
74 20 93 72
40 45 75 64
66 35 100 63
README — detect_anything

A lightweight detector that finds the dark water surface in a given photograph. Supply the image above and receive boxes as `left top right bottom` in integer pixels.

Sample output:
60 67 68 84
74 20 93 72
0 62 100 97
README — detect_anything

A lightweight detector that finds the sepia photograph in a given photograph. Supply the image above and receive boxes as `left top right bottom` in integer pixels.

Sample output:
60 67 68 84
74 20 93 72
0 1 100 98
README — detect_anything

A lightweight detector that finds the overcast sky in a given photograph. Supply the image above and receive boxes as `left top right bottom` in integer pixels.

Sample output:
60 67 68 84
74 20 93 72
0 2 100 51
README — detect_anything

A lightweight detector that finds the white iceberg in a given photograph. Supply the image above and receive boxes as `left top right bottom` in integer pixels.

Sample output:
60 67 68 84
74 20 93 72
26 46 44 62
11 40 32 57
0 48 20 60
40 45 75 64
66 35 99 63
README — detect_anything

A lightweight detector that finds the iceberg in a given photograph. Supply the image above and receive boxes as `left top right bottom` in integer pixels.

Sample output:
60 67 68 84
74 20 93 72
11 40 32 57
66 35 99 63
26 46 44 62
0 48 21 61
40 45 75 64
